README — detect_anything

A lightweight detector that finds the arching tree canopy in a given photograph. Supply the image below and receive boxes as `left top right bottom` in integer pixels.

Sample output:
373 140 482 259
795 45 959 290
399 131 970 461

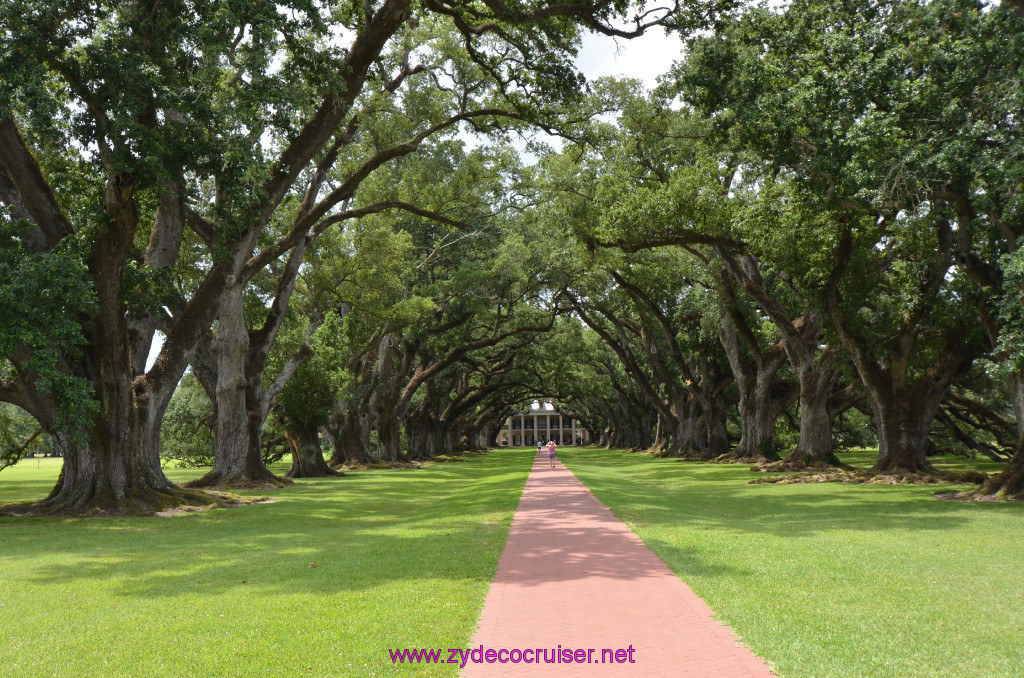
3 0 1024 513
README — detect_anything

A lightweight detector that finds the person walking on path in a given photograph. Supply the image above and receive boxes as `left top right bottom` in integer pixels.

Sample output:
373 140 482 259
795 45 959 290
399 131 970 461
536 440 543 455
546 440 557 468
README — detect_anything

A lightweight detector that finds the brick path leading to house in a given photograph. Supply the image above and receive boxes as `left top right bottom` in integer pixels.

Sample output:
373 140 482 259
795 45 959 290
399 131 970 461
461 450 775 678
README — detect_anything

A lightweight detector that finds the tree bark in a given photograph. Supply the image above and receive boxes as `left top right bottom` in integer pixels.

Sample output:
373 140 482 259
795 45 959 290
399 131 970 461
716 251 856 468
187 286 287 489
972 439 1024 500
780 346 845 468
705 405 730 458
718 308 773 461
824 223 973 477
663 399 707 458
968 372 1024 498
406 413 439 460
376 411 404 462
326 409 373 466
1 174 217 515
649 412 669 453
1009 371 1024 442
14 426 209 516
786 371 838 466
285 423 339 478
2 355 214 516
862 381 946 474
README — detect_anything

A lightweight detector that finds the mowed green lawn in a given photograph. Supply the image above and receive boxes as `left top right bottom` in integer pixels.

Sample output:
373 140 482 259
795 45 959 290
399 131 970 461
557 448 1024 678
0 448 534 677
4 447 1021 677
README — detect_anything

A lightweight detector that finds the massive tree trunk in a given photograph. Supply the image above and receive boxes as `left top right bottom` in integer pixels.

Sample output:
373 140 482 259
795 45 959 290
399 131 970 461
972 440 1024 500
716 252 847 469
823 224 976 478
673 411 708 458
780 346 846 468
717 280 792 462
690 374 730 460
0 3 417 514
406 412 442 460
662 398 706 458
189 229 318 488
326 409 373 466
725 361 785 462
285 423 338 478
969 374 1024 499
368 331 413 463
789 371 836 465
1010 371 1024 444
7 270 236 515
187 286 288 489
376 411 404 462
1 174 218 515
705 406 730 458
835 329 969 477
649 412 669 454
862 380 947 474
487 424 502 448
17 419 211 516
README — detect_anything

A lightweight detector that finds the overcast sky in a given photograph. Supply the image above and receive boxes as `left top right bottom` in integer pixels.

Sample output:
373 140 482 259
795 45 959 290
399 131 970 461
575 27 685 88
502 27 686 159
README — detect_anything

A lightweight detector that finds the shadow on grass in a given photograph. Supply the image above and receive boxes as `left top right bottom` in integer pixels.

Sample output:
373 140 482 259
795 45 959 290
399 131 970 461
558 449 1022 542
8 446 1015 603
2 449 537 599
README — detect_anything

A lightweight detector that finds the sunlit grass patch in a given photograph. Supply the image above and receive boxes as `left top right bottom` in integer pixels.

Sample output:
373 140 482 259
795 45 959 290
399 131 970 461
559 447 1024 678
0 449 534 677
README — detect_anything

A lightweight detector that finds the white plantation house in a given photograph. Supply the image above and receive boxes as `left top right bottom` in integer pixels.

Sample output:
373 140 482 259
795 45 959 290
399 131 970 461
497 402 588 447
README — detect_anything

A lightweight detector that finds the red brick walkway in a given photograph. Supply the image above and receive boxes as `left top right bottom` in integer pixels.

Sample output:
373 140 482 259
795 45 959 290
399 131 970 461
462 450 775 677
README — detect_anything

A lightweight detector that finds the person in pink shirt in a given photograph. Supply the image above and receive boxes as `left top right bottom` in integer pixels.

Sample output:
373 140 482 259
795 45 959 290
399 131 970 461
546 440 557 468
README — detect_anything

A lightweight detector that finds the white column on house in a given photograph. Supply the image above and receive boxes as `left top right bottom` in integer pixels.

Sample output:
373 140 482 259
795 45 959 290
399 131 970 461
571 418 577 446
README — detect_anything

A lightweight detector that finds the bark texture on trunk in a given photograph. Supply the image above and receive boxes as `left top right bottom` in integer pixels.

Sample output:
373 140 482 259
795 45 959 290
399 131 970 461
327 410 373 466
969 373 1024 499
648 412 669 454
716 251 847 469
782 378 838 467
719 311 784 461
780 347 845 468
705 407 730 459
406 414 441 460
285 424 339 478
1 175 219 515
2 351 216 516
824 224 975 477
664 404 710 459
7 426 210 516
730 369 783 461
971 439 1024 500
1010 371 1024 441
865 385 944 474
376 412 404 462
187 287 288 489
